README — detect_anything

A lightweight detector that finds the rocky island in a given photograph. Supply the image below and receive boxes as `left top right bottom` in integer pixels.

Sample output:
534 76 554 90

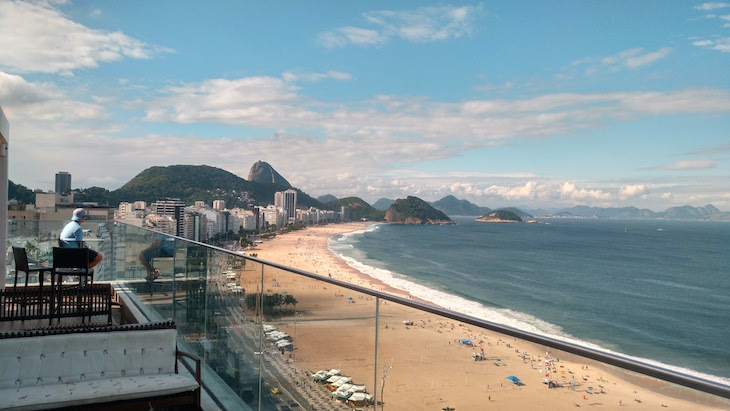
385 196 454 225
476 209 523 223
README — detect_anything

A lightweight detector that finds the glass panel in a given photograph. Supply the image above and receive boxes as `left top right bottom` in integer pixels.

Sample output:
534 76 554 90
6 220 729 410
253 264 378 411
373 299 730 410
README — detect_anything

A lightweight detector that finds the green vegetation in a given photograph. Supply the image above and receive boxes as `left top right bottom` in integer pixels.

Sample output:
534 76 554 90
72 164 324 209
477 209 522 222
387 196 453 224
244 293 298 315
324 196 386 221
8 180 35 204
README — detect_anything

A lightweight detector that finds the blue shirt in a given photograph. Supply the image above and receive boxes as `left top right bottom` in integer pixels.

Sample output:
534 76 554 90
59 221 83 248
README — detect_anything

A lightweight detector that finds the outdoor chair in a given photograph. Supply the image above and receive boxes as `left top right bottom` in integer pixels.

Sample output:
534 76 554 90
52 247 95 324
11 247 51 317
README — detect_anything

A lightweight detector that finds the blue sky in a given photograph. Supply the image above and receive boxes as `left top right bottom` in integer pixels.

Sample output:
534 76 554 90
1 1 729 211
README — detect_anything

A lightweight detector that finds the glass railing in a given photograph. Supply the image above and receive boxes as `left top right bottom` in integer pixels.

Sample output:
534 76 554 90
6 220 730 411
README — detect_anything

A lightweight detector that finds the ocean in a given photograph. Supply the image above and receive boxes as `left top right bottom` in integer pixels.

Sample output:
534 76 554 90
327 216 730 384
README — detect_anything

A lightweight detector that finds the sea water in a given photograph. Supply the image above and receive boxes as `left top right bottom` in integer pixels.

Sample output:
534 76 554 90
328 217 730 383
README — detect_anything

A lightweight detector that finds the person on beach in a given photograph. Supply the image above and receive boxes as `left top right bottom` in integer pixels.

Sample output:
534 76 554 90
59 208 103 268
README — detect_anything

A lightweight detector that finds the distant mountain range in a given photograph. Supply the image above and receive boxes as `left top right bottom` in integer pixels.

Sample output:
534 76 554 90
8 163 729 222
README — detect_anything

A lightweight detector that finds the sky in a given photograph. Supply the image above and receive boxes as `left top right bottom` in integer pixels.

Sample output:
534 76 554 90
0 0 729 211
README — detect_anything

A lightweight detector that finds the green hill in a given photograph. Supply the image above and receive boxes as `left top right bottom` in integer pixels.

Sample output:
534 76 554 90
385 196 454 225
74 164 323 209
476 209 522 223
8 180 35 204
325 197 385 221
430 195 490 216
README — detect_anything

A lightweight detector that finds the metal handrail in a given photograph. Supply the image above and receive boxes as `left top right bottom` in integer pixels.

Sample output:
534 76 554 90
10 220 730 402
106 222 730 400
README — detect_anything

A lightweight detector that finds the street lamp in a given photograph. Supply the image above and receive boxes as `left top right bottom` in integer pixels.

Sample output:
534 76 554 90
381 362 392 409
294 311 303 361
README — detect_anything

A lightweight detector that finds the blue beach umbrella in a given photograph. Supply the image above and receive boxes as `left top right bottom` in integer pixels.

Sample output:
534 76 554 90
506 375 520 384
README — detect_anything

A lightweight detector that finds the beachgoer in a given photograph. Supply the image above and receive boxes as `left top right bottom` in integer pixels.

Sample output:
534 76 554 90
59 208 103 268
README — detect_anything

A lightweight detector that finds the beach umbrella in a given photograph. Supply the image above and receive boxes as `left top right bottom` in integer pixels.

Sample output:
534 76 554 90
506 375 520 384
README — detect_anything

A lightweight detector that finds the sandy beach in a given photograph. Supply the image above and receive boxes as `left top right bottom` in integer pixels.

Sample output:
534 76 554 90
241 222 728 410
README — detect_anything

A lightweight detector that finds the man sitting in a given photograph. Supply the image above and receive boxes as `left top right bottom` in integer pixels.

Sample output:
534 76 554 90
59 208 103 268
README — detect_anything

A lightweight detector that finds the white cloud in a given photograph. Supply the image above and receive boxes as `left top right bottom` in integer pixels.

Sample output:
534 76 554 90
281 70 353 83
0 1 171 75
559 182 613 202
619 184 649 200
662 192 673 200
318 5 480 48
649 159 718 170
692 37 730 52
694 2 729 10
577 47 672 75
0 71 106 120
317 27 387 48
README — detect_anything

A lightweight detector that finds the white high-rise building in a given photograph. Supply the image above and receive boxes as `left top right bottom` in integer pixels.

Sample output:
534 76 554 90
274 189 297 224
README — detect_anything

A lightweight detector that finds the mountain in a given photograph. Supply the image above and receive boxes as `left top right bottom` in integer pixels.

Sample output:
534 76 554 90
555 206 658 219
476 209 522 223
385 196 453 225
372 198 395 211
660 205 720 220
430 195 490 216
74 164 323 209
248 161 292 188
324 197 385 221
317 194 337 203
500 207 533 219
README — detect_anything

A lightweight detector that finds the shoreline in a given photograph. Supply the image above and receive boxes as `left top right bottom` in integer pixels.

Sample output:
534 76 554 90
247 222 729 410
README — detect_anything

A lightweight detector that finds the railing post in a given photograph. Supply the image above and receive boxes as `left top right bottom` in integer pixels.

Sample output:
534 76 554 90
373 296 379 411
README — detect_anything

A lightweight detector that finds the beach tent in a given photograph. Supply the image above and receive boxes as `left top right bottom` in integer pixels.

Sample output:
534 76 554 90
331 376 352 388
507 375 520 384
346 392 373 407
326 376 352 391
311 370 330 382
458 338 474 346
332 383 354 399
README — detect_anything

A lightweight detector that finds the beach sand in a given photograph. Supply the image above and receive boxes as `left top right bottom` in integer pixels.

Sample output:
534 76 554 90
241 222 729 410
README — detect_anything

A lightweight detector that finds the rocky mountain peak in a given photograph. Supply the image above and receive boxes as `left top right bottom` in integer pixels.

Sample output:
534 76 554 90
248 161 292 188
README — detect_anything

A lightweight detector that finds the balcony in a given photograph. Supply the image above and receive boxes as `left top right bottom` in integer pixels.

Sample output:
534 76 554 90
5 219 730 411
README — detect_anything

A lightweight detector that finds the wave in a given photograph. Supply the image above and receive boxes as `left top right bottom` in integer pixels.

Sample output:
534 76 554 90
326 227 730 387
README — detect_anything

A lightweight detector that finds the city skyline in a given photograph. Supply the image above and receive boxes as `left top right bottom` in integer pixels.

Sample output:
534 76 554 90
1 1 729 211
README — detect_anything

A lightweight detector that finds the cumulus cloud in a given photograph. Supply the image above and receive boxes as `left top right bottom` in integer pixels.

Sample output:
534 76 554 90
317 5 479 48
619 184 649 200
144 76 730 148
0 71 106 120
0 1 171 75
559 182 613 202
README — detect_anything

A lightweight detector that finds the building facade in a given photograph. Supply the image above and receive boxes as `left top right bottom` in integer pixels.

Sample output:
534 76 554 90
55 171 71 194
